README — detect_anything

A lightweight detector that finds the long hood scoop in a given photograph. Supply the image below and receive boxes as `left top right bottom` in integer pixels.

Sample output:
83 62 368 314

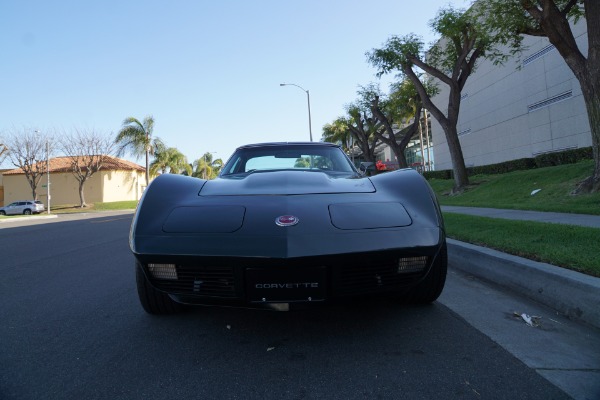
200 171 375 196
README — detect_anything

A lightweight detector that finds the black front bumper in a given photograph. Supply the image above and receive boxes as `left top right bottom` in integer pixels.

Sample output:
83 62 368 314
135 246 442 307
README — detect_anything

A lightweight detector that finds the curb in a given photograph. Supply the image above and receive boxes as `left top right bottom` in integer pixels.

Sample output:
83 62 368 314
0 210 134 225
0 214 58 224
447 238 600 330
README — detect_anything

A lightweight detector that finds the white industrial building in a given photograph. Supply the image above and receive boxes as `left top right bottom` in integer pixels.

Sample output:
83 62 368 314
430 20 590 170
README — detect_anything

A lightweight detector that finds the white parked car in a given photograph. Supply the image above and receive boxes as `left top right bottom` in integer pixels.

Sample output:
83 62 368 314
0 200 45 216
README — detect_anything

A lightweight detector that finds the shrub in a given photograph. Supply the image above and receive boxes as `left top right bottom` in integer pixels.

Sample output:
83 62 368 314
424 146 593 181
534 147 593 168
424 170 452 180
469 157 536 175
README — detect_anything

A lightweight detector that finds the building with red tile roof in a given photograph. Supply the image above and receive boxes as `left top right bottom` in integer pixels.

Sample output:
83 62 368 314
1 155 147 207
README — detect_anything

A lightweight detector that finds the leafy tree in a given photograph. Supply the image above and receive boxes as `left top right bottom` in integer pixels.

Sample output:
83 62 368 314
345 103 383 163
115 116 163 186
294 157 311 168
322 94 383 164
476 0 599 193
363 80 438 169
60 129 116 208
3 128 52 200
150 147 192 176
368 6 504 192
294 156 332 169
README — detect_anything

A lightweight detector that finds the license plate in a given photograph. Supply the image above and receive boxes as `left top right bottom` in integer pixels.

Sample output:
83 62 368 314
246 267 326 303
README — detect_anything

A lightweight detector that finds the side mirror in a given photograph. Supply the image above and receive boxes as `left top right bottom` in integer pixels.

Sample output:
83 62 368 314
359 162 376 176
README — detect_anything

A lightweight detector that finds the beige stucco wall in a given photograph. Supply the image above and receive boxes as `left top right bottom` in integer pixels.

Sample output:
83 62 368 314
100 169 146 202
3 169 146 206
51 172 104 205
3 174 41 204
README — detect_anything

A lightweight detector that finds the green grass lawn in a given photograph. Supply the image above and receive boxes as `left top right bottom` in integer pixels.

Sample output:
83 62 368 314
0 201 138 218
443 213 600 277
426 160 600 276
42 201 138 214
94 200 139 211
428 160 600 215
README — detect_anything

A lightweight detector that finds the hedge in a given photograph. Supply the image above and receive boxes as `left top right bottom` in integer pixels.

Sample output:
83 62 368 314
424 146 593 180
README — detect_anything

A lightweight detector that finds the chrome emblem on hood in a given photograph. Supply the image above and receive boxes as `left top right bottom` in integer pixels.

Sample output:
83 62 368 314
275 215 299 227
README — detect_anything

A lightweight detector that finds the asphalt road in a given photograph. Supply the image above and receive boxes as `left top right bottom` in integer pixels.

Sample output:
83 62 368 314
0 214 594 399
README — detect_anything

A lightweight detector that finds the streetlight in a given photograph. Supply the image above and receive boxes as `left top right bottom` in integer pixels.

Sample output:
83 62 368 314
35 130 50 214
280 83 313 142
203 152 216 180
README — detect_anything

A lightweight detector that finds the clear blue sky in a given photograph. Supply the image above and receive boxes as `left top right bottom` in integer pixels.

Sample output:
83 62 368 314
1 0 460 168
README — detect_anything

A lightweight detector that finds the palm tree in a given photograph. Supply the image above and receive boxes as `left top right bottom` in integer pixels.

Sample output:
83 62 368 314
322 117 352 151
166 148 193 175
150 147 192 176
115 116 163 185
192 152 223 179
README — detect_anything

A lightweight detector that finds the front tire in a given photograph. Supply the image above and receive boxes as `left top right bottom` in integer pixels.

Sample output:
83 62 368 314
135 261 182 315
407 242 447 304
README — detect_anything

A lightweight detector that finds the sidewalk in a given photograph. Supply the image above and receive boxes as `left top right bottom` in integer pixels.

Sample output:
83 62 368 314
441 205 600 228
0 210 133 226
441 205 600 330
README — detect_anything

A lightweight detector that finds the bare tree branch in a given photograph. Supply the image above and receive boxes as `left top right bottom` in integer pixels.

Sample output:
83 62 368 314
3 128 52 200
60 129 116 207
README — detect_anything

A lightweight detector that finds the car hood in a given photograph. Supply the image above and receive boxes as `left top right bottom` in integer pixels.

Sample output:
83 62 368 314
200 171 375 196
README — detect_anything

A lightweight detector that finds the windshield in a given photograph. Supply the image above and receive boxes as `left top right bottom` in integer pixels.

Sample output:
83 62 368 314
220 144 357 177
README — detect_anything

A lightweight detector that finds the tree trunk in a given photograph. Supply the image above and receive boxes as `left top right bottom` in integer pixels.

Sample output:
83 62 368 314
532 0 599 192
349 128 376 163
79 180 87 208
574 77 600 192
441 121 470 193
145 149 150 187
370 98 419 170
403 65 470 192
27 178 38 201
392 142 409 169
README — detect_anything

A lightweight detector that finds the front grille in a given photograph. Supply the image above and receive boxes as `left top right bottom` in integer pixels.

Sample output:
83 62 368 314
145 250 432 301
333 255 428 297
150 265 236 298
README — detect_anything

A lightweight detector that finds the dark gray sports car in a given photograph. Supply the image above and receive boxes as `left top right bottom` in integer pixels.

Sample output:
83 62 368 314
130 142 446 314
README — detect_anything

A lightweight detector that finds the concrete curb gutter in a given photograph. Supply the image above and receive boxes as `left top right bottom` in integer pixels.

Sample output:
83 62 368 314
0 214 58 224
448 238 600 330
0 210 134 225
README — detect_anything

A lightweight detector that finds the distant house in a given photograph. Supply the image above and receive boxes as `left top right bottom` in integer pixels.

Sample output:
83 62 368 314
1 155 146 207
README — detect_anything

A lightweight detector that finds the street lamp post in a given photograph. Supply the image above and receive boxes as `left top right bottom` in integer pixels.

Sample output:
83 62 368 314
280 83 313 142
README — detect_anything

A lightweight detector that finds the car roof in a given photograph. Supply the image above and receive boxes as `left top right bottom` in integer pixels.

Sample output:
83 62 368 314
235 142 340 150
